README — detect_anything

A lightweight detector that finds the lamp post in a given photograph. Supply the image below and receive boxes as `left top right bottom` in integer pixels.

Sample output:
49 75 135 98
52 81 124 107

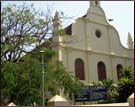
40 50 45 106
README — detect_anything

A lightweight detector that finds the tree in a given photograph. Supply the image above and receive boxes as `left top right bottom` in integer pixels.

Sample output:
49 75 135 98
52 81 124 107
1 3 64 63
1 48 83 106
1 53 42 105
1 3 83 105
30 48 83 105
46 61 84 98
1 3 55 105
1 62 19 105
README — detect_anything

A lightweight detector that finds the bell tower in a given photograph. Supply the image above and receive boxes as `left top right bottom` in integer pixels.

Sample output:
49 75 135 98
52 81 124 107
53 11 61 35
52 11 62 61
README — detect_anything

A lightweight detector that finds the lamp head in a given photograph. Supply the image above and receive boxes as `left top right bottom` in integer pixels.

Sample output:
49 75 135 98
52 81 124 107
40 50 44 53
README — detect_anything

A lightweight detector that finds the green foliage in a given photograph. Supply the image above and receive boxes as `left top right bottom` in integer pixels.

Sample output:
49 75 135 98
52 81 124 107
38 19 48 25
57 29 65 36
102 79 114 90
1 62 17 101
101 79 119 103
1 48 83 105
39 59 84 100
91 79 119 103
118 78 134 102
91 81 103 86
6 6 12 12
53 62 84 97
100 66 134 103
1 3 77 106
117 66 134 103
15 55 42 105
1 3 60 63
44 48 57 60
121 66 133 79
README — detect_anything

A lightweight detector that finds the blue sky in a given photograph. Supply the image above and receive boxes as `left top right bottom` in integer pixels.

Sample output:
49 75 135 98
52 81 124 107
2 1 134 48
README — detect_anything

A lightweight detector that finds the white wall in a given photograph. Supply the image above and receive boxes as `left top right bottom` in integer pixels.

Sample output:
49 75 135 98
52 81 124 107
53 5 134 84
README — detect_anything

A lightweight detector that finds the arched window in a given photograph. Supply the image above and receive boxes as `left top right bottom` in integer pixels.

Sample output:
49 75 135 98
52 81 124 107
117 64 123 80
97 61 106 81
75 59 85 80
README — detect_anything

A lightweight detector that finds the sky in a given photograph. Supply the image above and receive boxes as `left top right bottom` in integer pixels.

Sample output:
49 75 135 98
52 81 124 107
2 1 134 48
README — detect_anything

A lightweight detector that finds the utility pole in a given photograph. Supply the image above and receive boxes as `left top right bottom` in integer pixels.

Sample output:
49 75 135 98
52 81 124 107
40 50 45 106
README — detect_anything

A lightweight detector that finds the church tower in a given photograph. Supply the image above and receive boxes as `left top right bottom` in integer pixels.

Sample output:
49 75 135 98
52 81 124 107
127 32 133 49
52 11 62 61
52 11 61 45
53 11 61 35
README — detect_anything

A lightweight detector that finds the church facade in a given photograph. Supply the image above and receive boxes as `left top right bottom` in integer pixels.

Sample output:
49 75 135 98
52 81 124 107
52 1 134 85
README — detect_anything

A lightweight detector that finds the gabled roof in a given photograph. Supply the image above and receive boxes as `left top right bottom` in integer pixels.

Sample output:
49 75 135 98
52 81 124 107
64 14 87 36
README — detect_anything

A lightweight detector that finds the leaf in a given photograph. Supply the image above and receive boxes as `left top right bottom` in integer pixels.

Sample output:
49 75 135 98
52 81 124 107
24 9 30 15
38 19 48 25
56 29 65 36
6 6 12 12
34 24 40 28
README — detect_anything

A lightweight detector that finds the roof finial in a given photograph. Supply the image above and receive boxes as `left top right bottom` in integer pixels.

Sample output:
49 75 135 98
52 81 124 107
127 32 133 49
90 0 100 7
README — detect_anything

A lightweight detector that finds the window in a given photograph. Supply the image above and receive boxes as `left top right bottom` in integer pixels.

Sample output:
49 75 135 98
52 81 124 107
95 30 101 38
117 64 123 80
97 61 106 81
75 59 85 80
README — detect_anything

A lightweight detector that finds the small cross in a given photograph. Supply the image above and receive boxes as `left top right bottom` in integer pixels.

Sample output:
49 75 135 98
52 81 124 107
95 0 98 5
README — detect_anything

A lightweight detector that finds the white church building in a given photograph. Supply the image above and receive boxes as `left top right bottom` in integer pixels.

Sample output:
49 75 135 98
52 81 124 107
52 1 134 85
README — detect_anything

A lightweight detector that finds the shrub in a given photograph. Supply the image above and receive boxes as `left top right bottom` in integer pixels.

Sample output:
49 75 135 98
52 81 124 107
118 78 134 102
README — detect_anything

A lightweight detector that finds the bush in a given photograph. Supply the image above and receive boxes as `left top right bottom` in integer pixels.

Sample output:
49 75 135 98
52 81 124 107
118 78 134 102
117 66 134 102
101 79 119 103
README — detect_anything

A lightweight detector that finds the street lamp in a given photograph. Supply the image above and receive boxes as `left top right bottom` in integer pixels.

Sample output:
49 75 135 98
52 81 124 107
40 50 45 106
